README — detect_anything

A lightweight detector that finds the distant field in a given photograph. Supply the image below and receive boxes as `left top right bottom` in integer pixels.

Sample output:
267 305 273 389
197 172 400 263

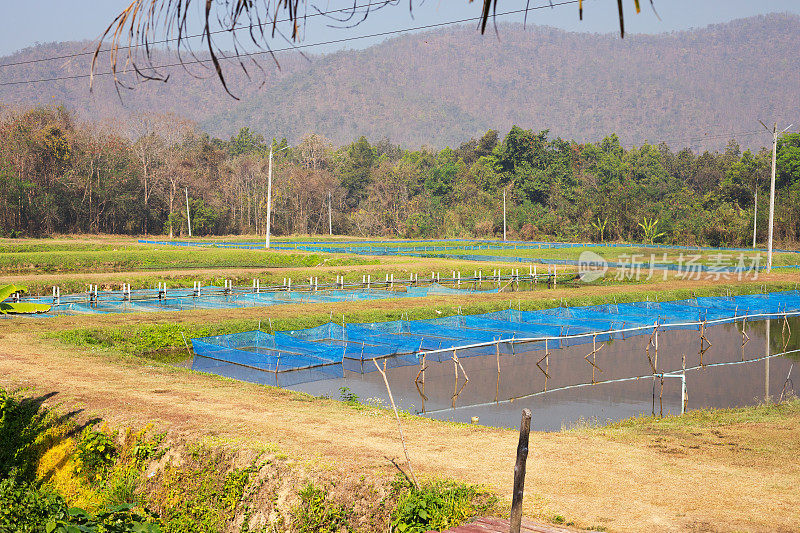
423 245 800 267
248 239 800 268
2 237 797 288
0 243 375 274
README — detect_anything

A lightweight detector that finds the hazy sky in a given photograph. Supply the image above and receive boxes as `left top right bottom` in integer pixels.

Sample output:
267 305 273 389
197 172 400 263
2 0 800 57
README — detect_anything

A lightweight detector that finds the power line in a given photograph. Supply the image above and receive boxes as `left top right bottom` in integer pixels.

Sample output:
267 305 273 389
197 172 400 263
0 0 580 87
0 0 404 69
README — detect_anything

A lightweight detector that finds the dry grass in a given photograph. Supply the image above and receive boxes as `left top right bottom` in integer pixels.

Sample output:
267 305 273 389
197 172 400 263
1 282 799 532
1 329 799 532
3 236 800 531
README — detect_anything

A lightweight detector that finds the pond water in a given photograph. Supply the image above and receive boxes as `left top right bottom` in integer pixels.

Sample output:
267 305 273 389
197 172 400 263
287 318 799 431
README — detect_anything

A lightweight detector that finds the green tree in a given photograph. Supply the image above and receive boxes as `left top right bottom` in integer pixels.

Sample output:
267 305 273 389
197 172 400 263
777 132 800 188
721 149 765 206
228 127 267 156
339 136 375 209
424 148 461 200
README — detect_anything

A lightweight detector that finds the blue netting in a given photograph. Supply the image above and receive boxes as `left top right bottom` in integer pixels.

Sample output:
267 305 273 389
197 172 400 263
16 283 502 316
140 238 800 272
191 289 800 386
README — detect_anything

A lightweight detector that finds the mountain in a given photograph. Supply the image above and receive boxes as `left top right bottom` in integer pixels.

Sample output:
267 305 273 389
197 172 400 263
1 13 798 150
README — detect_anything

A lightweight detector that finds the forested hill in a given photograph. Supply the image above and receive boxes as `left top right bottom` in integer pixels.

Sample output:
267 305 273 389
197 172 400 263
1 13 797 149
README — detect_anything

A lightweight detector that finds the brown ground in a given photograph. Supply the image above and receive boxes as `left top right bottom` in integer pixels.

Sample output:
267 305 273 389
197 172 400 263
2 271 800 532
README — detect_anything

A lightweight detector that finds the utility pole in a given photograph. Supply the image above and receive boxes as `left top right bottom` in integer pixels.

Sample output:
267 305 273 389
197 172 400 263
752 185 757 249
760 121 792 273
265 143 290 249
328 191 333 235
265 146 273 249
503 188 507 242
184 187 192 237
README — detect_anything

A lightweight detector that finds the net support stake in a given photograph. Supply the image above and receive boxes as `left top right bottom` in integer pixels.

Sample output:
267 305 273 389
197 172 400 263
373 358 419 490
181 332 192 358
536 339 551 391
741 316 750 349
681 353 688 415
646 323 659 373
584 334 605 384
782 313 792 352
414 354 428 412
779 363 794 403
495 341 501 403
699 320 711 366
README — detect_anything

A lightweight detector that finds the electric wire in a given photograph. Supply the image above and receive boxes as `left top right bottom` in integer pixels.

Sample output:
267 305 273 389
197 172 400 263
0 0 580 87
0 0 408 69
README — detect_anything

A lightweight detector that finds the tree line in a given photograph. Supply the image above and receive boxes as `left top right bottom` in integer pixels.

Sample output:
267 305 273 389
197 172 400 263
1 105 799 246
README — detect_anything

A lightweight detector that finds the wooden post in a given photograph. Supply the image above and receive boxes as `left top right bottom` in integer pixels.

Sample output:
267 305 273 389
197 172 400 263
453 350 459 408
510 409 532 533
495 341 501 403
421 353 426 412
681 353 688 415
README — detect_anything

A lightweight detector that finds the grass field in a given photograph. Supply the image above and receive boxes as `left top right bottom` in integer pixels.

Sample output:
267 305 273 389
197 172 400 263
423 244 800 266
0 243 379 275
3 234 800 531
6 236 797 276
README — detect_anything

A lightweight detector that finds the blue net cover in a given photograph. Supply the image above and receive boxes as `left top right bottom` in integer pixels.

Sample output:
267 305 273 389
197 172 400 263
189 290 800 386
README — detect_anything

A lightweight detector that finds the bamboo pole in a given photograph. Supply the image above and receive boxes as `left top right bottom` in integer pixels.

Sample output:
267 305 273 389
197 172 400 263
373 358 419 489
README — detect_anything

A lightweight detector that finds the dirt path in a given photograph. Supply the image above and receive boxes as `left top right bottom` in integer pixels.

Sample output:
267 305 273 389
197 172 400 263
2 327 799 532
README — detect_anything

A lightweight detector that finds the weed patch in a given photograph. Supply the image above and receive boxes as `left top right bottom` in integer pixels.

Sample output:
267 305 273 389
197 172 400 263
390 477 497 533
293 482 352 533
148 446 252 532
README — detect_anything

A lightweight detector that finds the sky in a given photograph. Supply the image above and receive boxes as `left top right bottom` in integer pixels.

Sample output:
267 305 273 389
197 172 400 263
2 0 800 57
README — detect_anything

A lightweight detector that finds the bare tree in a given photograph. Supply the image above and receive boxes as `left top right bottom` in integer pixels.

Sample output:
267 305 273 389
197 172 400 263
128 112 193 234
296 133 332 171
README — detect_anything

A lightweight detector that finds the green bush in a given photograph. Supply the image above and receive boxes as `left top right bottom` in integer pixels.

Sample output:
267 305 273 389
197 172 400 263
391 478 497 533
338 387 360 405
0 469 160 533
154 450 251 533
75 428 118 483
0 389 160 533
46 504 161 533
0 476 67 532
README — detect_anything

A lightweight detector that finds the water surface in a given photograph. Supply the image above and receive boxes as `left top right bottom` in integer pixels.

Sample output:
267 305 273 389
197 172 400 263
288 319 798 430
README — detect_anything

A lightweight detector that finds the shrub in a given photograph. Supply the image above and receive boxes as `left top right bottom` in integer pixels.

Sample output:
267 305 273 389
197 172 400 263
47 504 162 533
391 478 497 533
338 387 360 405
75 428 118 483
0 476 67 532
152 448 251 533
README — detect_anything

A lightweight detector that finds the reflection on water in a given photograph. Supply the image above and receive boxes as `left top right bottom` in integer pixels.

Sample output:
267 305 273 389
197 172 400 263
288 318 799 431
